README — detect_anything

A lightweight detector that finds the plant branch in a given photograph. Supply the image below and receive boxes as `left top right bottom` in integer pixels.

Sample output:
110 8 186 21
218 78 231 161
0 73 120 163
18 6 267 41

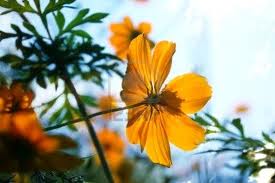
34 2 53 41
60 70 114 183
44 102 144 131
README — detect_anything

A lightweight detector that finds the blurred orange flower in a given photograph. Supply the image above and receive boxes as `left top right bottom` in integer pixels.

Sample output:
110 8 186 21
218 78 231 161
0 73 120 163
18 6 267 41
235 104 249 114
110 16 152 60
121 35 212 167
98 95 118 121
97 128 125 171
0 83 82 172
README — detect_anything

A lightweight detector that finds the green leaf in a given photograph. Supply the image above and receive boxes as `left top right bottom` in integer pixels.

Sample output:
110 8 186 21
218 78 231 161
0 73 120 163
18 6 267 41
84 13 108 23
205 113 220 127
11 24 21 33
40 99 57 117
33 0 41 12
193 114 211 126
0 10 13 15
62 8 89 33
0 0 34 13
262 132 275 144
0 54 23 67
54 11 65 31
36 76 47 89
232 118 245 137
80 95 97 107
44 0 75 14
71 30 91 39
0 31 17 41
23 21 40 37
24 0 34 11
49 107 65 125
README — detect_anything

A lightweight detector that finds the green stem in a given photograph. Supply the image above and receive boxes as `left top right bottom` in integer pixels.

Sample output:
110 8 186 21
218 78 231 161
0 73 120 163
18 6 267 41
45 102 144 131
60 70 114 183
34 2 53 41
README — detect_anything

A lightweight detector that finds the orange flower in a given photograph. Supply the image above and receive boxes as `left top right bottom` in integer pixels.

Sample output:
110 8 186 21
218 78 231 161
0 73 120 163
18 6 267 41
0 83 82 172
110 16 152 60
97 128 125 171
235 104 249 114
98 95 118 121
121 35 212 167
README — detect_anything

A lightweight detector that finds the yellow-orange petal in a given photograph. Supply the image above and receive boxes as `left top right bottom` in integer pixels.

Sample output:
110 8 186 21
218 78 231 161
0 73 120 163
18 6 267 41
123 16 134 30
11 110 44 142
127 34 152 89
36 137 59 153
151 41 176 92
126 105 148 145
109 35 129 47
163 73 212 114
161 107 205 150
121 35 152 105
144 109 172 167
127 106 172 166
110 23 131 35
0 113 12 132
138 22 151 34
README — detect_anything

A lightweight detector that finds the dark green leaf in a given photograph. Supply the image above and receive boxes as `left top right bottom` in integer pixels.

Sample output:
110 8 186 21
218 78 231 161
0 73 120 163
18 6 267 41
62 8 89 33
36 76 47 89
0 0 34 13
40 99 57 117
71 30 91 39
33 0 41 12
49 107 65 125
23 21 40 36
54 11 65 31
80 95 97 107
0 10 13 15
0 54 23 67
193 114 211 126
262 132 275 144
84 13 108 23
11 24 21 33
205 113 221 127
44 0 75 14
232 118 245 137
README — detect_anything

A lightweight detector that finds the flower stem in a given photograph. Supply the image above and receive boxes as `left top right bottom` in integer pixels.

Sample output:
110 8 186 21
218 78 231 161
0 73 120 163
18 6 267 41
45 102 144 131
60 71 114 183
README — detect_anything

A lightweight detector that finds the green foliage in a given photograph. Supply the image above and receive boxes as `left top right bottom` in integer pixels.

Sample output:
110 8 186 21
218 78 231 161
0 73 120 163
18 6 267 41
194 113 275 176
0 0 122 128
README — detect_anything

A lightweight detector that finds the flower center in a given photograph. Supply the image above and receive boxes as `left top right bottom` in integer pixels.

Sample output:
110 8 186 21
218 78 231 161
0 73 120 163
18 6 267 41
146 94 161 105
130 30 141 41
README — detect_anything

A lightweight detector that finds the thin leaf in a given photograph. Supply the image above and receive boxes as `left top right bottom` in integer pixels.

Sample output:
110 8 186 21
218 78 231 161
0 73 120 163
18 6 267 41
84 13 108 23
232 118 245 137
54 11 65 31
71 30 91 39
262 132 275 144
23 21 40 37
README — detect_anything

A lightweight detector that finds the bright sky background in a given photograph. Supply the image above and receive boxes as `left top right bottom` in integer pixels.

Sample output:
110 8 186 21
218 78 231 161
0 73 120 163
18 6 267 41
84 0 275 137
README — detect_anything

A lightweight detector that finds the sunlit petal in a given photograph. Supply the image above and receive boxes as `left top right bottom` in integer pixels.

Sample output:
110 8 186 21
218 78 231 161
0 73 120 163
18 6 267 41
163 73 212 114
151 41 176 92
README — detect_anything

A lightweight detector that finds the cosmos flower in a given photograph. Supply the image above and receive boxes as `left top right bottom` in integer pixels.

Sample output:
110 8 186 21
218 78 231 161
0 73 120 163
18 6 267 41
121 35 212 167
97 128 125 171
98 95 118 121
110 16 152 60
234 103 249 114
0 83 82 172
